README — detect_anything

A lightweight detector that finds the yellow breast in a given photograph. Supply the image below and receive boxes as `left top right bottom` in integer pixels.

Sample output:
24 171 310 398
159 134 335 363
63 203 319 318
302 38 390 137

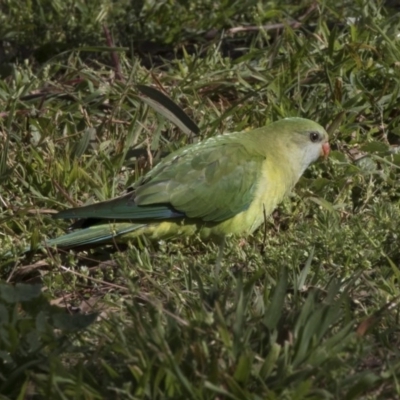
198 157 293 239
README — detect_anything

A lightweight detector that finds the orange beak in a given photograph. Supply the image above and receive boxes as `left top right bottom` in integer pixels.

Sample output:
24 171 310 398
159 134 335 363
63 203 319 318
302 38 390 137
321 142 330 158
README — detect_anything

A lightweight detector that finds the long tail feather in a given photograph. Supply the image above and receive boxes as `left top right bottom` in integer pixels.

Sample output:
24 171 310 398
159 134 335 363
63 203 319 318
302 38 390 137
1 222 147 259
44 222 146 249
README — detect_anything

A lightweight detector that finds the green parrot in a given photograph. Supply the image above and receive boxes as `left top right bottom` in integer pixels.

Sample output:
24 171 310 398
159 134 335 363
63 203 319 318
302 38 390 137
44 118 330 251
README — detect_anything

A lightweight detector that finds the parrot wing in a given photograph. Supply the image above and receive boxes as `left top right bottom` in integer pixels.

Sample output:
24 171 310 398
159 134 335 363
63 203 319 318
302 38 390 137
135 137 265 222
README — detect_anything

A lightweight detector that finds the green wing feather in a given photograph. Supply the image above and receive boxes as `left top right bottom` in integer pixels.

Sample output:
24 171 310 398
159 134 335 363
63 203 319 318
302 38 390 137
135 136 265 221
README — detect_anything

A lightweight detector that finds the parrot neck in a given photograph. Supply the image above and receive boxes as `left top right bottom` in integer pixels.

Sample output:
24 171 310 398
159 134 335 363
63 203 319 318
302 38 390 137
286 142 319 182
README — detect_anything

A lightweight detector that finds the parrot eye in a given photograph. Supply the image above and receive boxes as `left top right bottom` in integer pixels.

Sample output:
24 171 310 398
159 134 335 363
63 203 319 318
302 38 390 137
309 132 320 143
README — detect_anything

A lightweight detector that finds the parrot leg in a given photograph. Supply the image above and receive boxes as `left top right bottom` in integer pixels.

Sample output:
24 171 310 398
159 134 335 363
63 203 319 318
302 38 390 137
214 236 226 278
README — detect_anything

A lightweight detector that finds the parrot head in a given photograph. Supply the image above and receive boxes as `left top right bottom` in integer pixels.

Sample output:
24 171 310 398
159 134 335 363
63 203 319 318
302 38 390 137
274 117 330 178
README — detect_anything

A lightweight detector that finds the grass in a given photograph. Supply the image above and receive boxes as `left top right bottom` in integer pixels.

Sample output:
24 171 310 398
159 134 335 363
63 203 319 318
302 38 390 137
2 0 400 398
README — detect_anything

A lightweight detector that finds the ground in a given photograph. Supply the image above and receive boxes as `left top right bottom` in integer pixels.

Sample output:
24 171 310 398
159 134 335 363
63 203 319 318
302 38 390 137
1 0 400 398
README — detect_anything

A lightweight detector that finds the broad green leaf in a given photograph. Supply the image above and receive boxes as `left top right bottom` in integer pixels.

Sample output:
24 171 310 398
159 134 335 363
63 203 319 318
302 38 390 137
264 268 288 330
52 312 98 331
70 127 96 159
0 284 42 303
